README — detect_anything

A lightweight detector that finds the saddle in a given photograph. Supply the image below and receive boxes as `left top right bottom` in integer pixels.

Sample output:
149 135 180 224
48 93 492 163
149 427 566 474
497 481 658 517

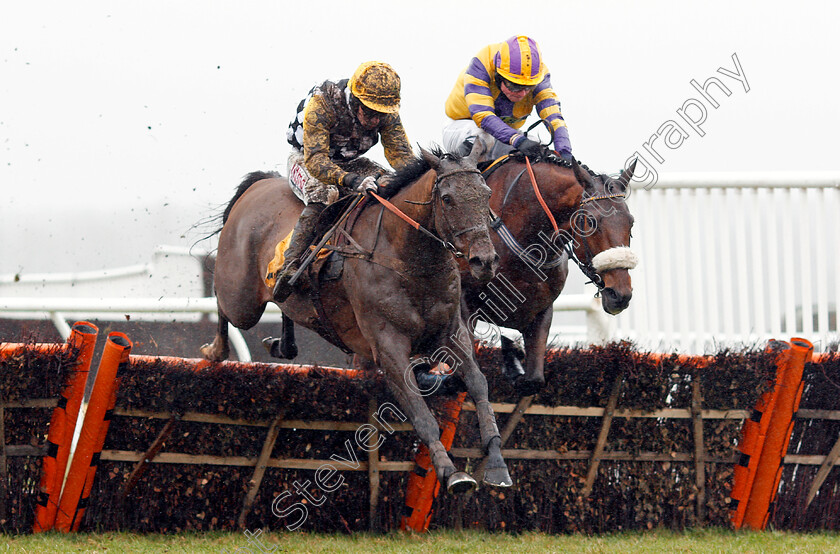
264 194 359 289
308 194 367 283
293 189 450 354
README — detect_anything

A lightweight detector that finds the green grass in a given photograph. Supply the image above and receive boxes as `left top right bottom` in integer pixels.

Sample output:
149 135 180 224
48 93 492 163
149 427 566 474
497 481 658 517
2 528 839 554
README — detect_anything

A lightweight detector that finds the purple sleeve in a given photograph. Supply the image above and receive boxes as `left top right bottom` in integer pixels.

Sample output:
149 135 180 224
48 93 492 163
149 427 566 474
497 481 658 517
480 114 523 146
553 126 571 154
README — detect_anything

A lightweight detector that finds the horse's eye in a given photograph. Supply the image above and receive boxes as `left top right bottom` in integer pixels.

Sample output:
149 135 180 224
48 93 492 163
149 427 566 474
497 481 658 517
576 213 596 230
442 195 452 205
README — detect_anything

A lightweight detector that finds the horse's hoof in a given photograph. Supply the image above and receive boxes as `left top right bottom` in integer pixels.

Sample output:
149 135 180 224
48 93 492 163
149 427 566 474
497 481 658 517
413 363 467 396
281 342 298 359
446 471 477 494
429 373 467 396
511 341 526 361
262 336 298 359
503 357 525 382
442 375 468 395
262 337 279 355
262 337 297 359
514 377 544 397
200 343 218 361
414 369 462 396
483 465 513 488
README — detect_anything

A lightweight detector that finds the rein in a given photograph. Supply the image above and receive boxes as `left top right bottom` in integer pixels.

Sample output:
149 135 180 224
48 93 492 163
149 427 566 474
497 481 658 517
368 191 463 257
487 156 567 270
525 157 559 234
564 191 630 289
368 167 484 259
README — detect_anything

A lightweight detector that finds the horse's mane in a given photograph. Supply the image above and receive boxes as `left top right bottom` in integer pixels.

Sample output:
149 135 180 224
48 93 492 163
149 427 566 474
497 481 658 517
476 148 602 182
377 145 451 200
223 170 281 223
576 161 601 179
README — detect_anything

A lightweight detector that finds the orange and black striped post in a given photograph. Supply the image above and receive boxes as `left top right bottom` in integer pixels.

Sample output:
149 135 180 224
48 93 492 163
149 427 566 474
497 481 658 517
741 338 812 529
33 322 98 533
730 339 790 528
401 391 468 532
54 332 131 532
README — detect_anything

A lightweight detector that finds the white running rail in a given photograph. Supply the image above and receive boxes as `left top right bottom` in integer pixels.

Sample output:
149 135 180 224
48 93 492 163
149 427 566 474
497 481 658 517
3 171 839 360
610 171 840 353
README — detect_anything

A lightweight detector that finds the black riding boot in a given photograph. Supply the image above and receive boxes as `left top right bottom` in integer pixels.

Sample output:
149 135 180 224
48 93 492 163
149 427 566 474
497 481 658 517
272 202 326 302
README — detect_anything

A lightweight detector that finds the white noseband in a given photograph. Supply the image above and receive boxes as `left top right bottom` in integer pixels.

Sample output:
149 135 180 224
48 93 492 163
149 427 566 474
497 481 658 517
591 246 638 272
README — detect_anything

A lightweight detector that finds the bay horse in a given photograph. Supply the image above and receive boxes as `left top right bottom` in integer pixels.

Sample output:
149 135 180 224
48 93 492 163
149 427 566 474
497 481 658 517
200 142 513 492
458 149 637 396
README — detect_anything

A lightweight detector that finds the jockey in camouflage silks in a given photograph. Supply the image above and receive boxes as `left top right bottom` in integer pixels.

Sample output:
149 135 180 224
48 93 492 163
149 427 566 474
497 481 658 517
274 61 415 303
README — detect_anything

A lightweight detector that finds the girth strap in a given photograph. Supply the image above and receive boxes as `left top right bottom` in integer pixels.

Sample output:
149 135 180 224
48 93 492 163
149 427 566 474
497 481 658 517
307 262 355 355
303 196 366 356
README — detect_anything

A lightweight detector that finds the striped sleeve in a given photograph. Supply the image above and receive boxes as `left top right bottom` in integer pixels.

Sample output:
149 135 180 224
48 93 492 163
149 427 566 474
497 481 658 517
463 57 521 146
532 74 571 153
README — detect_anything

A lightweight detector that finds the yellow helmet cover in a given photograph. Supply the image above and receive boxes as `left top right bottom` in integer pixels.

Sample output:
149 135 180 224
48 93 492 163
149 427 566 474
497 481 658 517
349 61 401 114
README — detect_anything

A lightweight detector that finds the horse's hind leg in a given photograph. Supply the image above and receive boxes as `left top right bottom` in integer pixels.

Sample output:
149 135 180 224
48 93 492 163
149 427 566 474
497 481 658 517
200 303 231 361
262 314 298 359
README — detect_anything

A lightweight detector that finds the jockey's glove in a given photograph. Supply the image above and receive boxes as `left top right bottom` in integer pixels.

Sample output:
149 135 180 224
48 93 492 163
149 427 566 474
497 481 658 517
343 172 364 190
516 137 543 159
557 149 573 161
357 175 379 194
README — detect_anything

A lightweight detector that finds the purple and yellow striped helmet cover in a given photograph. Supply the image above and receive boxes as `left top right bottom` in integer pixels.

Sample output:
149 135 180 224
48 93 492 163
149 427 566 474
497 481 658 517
493 35 547 86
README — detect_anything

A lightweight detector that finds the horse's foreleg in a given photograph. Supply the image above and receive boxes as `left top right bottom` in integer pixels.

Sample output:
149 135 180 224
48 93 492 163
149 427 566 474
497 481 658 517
451 329 512 488
516 306 553 397
375 338 475 494
200 303 230 361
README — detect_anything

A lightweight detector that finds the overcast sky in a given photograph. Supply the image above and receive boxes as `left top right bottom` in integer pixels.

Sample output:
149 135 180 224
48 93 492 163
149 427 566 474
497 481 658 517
2 1 838 274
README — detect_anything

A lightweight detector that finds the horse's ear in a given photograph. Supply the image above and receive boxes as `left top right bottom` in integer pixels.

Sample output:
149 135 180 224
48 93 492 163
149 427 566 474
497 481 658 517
618 159 637 190
571 157 594 189
420 146 441 171
466 132 491 165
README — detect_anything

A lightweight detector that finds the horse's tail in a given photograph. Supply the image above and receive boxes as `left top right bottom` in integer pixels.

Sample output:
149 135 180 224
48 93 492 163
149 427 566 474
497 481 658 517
190 170 283 249
222 170 282 223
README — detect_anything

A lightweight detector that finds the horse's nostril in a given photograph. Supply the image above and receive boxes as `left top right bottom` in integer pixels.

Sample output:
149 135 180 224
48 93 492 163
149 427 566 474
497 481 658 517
603 288 632 308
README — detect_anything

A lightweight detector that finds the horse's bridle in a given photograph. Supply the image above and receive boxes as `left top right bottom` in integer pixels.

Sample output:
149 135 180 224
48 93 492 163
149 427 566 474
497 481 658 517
488 157 630 292
564 191 631 291
372 165 487 259
432 167 488 245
